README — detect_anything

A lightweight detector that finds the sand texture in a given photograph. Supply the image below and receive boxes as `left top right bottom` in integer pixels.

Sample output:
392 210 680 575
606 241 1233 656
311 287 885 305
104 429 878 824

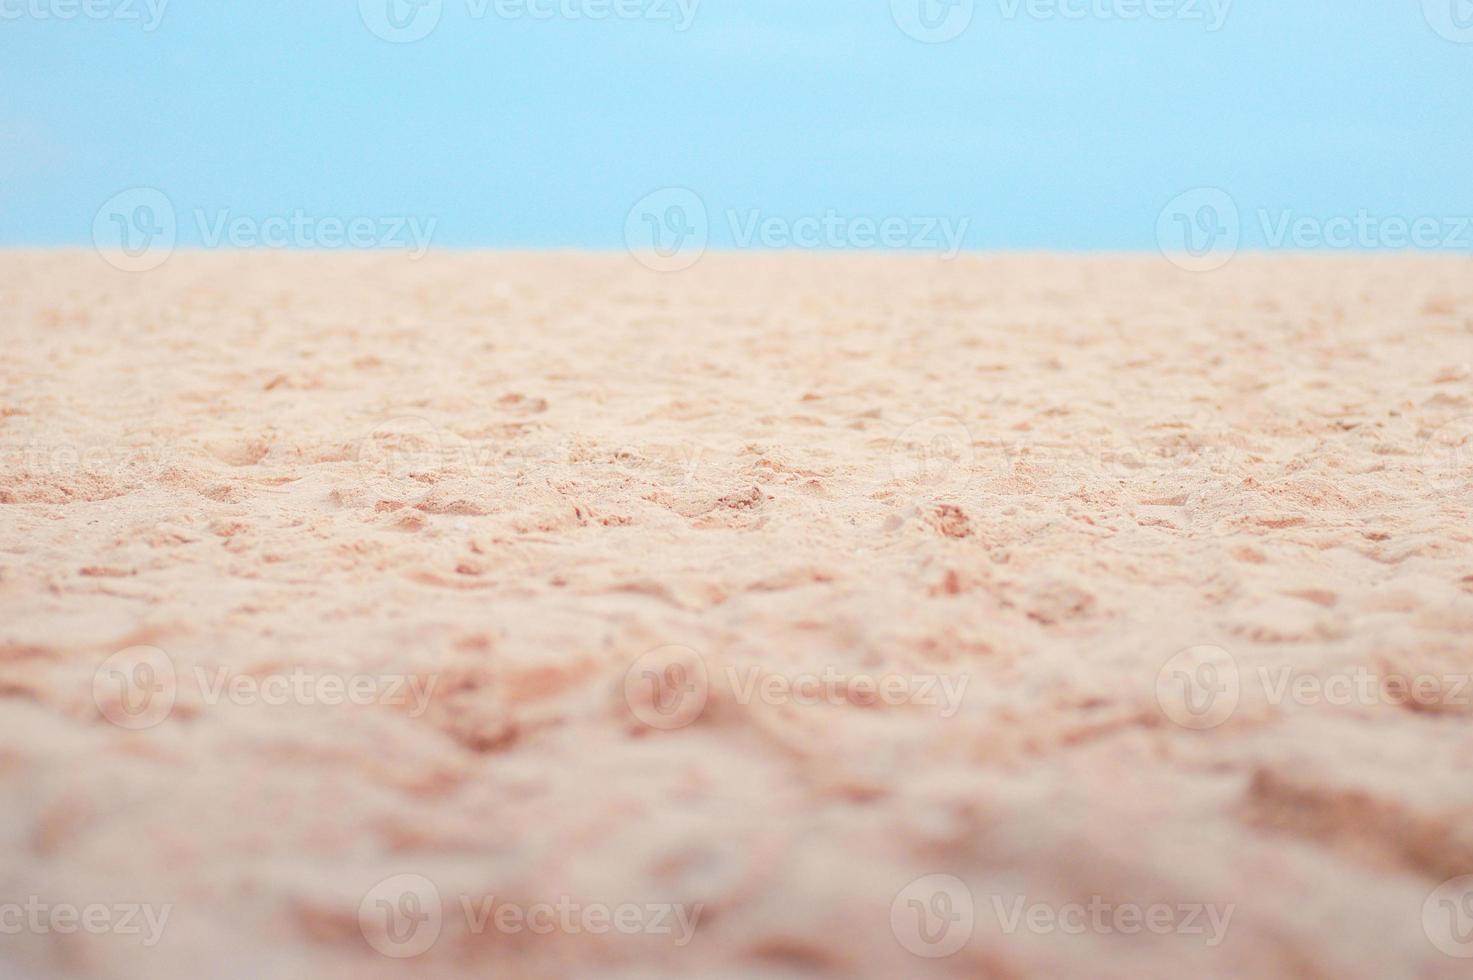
3 251 1473 978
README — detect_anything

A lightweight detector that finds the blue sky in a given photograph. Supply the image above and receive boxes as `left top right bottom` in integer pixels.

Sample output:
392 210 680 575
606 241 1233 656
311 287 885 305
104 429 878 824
3 0 1472 251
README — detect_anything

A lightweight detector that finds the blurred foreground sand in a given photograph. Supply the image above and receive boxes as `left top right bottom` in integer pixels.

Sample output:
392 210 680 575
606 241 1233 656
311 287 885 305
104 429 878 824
3 251 1473 978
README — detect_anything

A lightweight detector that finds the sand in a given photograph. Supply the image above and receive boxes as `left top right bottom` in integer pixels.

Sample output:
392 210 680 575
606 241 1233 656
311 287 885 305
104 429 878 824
2 250 1473 979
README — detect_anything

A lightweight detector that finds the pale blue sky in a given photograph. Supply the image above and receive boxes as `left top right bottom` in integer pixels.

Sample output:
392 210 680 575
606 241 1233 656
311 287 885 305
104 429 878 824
3 0 1471 251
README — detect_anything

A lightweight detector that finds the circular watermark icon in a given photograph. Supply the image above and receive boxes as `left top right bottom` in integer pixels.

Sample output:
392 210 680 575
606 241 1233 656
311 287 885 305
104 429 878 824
92 646 177 730
359 874 444 958
624 188 709 272
1424 875 1473 958
891 0 975 43
891 874 974 958
93 187 177 273
1424 0 1473 43
359 0 443 42
889 416 977 495
1157 187 1240 273
1156 645 1239 730
1423 416 1473 497
357 416 446 501
623 645 709 730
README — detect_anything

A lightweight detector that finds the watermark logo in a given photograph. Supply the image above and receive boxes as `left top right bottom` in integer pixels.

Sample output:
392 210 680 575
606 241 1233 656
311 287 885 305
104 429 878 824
1085 426 1239 485
622 648 970 729
1424 0 1473 43
94 189 437 267
996 0 1231 30
194 667 438 717
93 646 177 730
1009 429 1239 506
360 0 443 42
891 874 974 958
1260 210 1473 250
195 209 436 256
2 439 173 483
727 210 970 257
93 187 177 272
362 0 699 42
1161 188 1473 269
625 191 969 266
470 0 699 28
1082 431 1149 482
1157 187 1240 272
891 0 975 43
1156 645 1239 730
624 645 709 730
890 416 977 495
357 416 446 501
1182 480 1250 540
0 898 172 947
1157 653 1473 727
1159 192 1473 265
727 665 969 718
625 188 709 272
1424 417 1473 496
92 647 439 729
359 874 443 958
0 0 169 30
1073 427 1243 535
991 895 1233 946
1424 876 1473 958
358 875 702 958
608 442 706 486
1257 665 1473 711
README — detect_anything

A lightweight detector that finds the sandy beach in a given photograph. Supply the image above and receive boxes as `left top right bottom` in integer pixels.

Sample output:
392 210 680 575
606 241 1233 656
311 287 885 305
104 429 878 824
3 250 1473 978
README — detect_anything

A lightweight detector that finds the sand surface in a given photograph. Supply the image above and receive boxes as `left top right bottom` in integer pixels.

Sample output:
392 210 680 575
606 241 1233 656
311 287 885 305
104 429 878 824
3 251 1473 978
